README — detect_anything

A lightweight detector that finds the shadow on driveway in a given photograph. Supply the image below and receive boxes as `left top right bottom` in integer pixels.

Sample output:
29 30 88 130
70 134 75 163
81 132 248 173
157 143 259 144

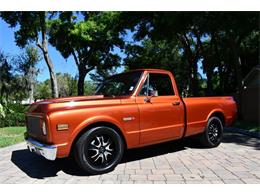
11 150 86 179
11 131 259 179
222 131 260 150
11 139 186 179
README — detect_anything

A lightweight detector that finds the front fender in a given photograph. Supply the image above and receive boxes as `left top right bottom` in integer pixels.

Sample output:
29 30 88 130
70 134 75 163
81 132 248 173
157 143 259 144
67 115 126 153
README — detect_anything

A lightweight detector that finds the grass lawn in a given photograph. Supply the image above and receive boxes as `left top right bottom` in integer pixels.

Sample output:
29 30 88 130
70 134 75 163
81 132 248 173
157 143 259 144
233 121 260 133
0 126 26 148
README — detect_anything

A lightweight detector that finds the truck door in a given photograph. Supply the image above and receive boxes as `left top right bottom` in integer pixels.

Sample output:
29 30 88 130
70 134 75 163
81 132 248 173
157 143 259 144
136 73 185 144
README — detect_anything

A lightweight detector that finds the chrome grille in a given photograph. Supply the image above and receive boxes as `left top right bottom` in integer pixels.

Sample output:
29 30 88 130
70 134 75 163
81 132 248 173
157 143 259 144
26 116 42 136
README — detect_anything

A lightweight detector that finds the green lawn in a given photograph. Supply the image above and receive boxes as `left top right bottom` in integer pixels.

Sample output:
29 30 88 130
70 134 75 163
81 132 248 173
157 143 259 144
233 121 260 132
0 126 26 148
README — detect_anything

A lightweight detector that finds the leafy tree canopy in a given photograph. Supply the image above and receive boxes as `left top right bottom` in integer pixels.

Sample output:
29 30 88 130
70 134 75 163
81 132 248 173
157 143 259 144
48 12 124 95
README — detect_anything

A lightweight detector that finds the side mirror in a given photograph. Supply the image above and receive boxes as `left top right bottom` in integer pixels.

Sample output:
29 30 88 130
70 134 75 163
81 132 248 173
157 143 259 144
148 89 158 97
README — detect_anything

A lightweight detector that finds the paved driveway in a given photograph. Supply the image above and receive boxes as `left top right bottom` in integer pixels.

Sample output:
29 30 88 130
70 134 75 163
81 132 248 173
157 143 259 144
0 131 259 184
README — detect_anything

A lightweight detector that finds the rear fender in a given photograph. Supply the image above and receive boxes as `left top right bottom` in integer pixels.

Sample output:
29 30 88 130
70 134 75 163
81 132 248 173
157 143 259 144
206 109 226 126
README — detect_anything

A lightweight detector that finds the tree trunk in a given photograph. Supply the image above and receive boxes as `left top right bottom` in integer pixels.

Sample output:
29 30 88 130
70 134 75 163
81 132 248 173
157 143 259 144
206 70 213 95
77 65 88 96
231 41 243 89
191 63 199 97
42 48 59 98
202 57 213 96
177 34 199 97
28 83 34 104
211 33 225 95
212 38 224 94
0 86 4 103
229 34 243 91
38 12 59 98
71 50 94 96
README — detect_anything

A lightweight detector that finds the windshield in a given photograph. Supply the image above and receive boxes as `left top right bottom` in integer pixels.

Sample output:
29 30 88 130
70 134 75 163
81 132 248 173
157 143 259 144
95 71 143 97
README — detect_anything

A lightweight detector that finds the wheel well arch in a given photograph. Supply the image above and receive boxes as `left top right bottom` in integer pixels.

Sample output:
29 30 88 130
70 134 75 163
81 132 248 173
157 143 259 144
209 112 226 126
69 121 127 156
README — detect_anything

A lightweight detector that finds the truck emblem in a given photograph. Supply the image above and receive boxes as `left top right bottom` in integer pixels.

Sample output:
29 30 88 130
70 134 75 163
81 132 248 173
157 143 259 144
123 117 135 121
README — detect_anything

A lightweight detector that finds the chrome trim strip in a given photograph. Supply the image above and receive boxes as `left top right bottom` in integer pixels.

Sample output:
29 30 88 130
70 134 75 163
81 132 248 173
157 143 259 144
26 114 44 118
123 117 135 121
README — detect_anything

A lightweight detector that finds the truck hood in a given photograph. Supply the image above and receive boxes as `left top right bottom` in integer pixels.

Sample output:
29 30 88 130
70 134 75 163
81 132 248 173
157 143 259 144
36 95 105 104
27 95 124 114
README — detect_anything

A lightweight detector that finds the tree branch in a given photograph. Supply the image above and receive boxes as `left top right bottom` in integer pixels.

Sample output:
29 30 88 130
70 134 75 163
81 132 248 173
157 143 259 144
35 33 43 51
72 49 80 67
38 12 47 51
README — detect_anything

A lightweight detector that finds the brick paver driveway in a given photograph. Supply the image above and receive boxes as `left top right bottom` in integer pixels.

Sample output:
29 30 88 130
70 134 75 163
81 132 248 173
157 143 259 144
0 130 259 184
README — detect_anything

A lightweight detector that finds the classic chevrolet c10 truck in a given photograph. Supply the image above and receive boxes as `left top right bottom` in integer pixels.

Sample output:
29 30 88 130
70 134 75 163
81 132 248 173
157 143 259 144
25 69 237 174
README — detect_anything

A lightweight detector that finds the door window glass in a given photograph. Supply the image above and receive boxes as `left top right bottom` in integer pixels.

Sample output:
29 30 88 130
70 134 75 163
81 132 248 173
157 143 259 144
139 73 175 96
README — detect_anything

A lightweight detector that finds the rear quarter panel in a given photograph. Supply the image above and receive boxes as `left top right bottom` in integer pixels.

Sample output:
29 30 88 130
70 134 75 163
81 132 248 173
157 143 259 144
183 97 237 137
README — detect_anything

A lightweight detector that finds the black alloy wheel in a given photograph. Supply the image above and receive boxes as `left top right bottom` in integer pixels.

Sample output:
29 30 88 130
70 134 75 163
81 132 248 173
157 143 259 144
74 126 124 174
208 119 222 145
199 116 223 147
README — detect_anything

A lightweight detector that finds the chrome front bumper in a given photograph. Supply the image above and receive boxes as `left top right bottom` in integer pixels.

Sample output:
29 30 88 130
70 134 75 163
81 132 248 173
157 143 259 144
26 138 57 161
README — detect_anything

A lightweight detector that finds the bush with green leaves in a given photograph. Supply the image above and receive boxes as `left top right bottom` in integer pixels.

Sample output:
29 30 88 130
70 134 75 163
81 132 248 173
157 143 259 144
0 102 28 127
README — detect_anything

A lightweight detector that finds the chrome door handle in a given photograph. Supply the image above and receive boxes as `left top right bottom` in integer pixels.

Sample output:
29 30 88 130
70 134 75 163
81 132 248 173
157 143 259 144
172 101 180 106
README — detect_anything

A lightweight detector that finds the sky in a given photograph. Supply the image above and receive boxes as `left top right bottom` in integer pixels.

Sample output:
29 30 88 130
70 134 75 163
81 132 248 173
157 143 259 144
0 18 80 81
0 17 205 82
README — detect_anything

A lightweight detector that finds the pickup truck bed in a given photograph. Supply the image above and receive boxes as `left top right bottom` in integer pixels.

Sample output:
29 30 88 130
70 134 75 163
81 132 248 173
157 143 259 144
183 97 236 137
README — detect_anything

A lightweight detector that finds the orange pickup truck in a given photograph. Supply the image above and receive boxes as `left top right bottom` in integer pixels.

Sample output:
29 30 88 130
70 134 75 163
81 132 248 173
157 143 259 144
25 69 237 174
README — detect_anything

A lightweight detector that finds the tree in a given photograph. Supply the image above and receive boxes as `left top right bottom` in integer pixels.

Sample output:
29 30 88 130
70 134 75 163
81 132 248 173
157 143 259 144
34 73 96 98
0 12 59 98
8 74 28 102
124 39 190 95
89 67 118 83
118 12 203 96
0 50 32 103
34 80 52 101
191 12 259 94
0 51 12 102
119 12 259 96
84 81 96 95
15 46 41 103
56 73 78 97
49 12 123 95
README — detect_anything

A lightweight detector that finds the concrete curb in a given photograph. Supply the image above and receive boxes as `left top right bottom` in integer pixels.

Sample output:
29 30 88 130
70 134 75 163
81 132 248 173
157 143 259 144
224 127 260 139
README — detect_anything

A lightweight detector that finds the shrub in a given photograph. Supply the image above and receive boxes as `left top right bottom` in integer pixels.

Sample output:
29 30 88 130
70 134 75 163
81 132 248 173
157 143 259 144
0 102 28 127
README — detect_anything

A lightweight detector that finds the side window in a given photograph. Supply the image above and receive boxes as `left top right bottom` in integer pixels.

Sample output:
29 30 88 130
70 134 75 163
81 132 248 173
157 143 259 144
139 73 175 96
139 76 149 96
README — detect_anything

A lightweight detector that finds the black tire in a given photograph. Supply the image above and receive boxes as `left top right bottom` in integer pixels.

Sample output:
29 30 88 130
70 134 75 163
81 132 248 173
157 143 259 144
74 126 124 174
198 116 223 148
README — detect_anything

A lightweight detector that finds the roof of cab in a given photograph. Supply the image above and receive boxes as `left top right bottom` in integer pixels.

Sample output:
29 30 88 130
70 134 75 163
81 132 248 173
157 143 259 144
107 68 172 79
127 68 171 74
